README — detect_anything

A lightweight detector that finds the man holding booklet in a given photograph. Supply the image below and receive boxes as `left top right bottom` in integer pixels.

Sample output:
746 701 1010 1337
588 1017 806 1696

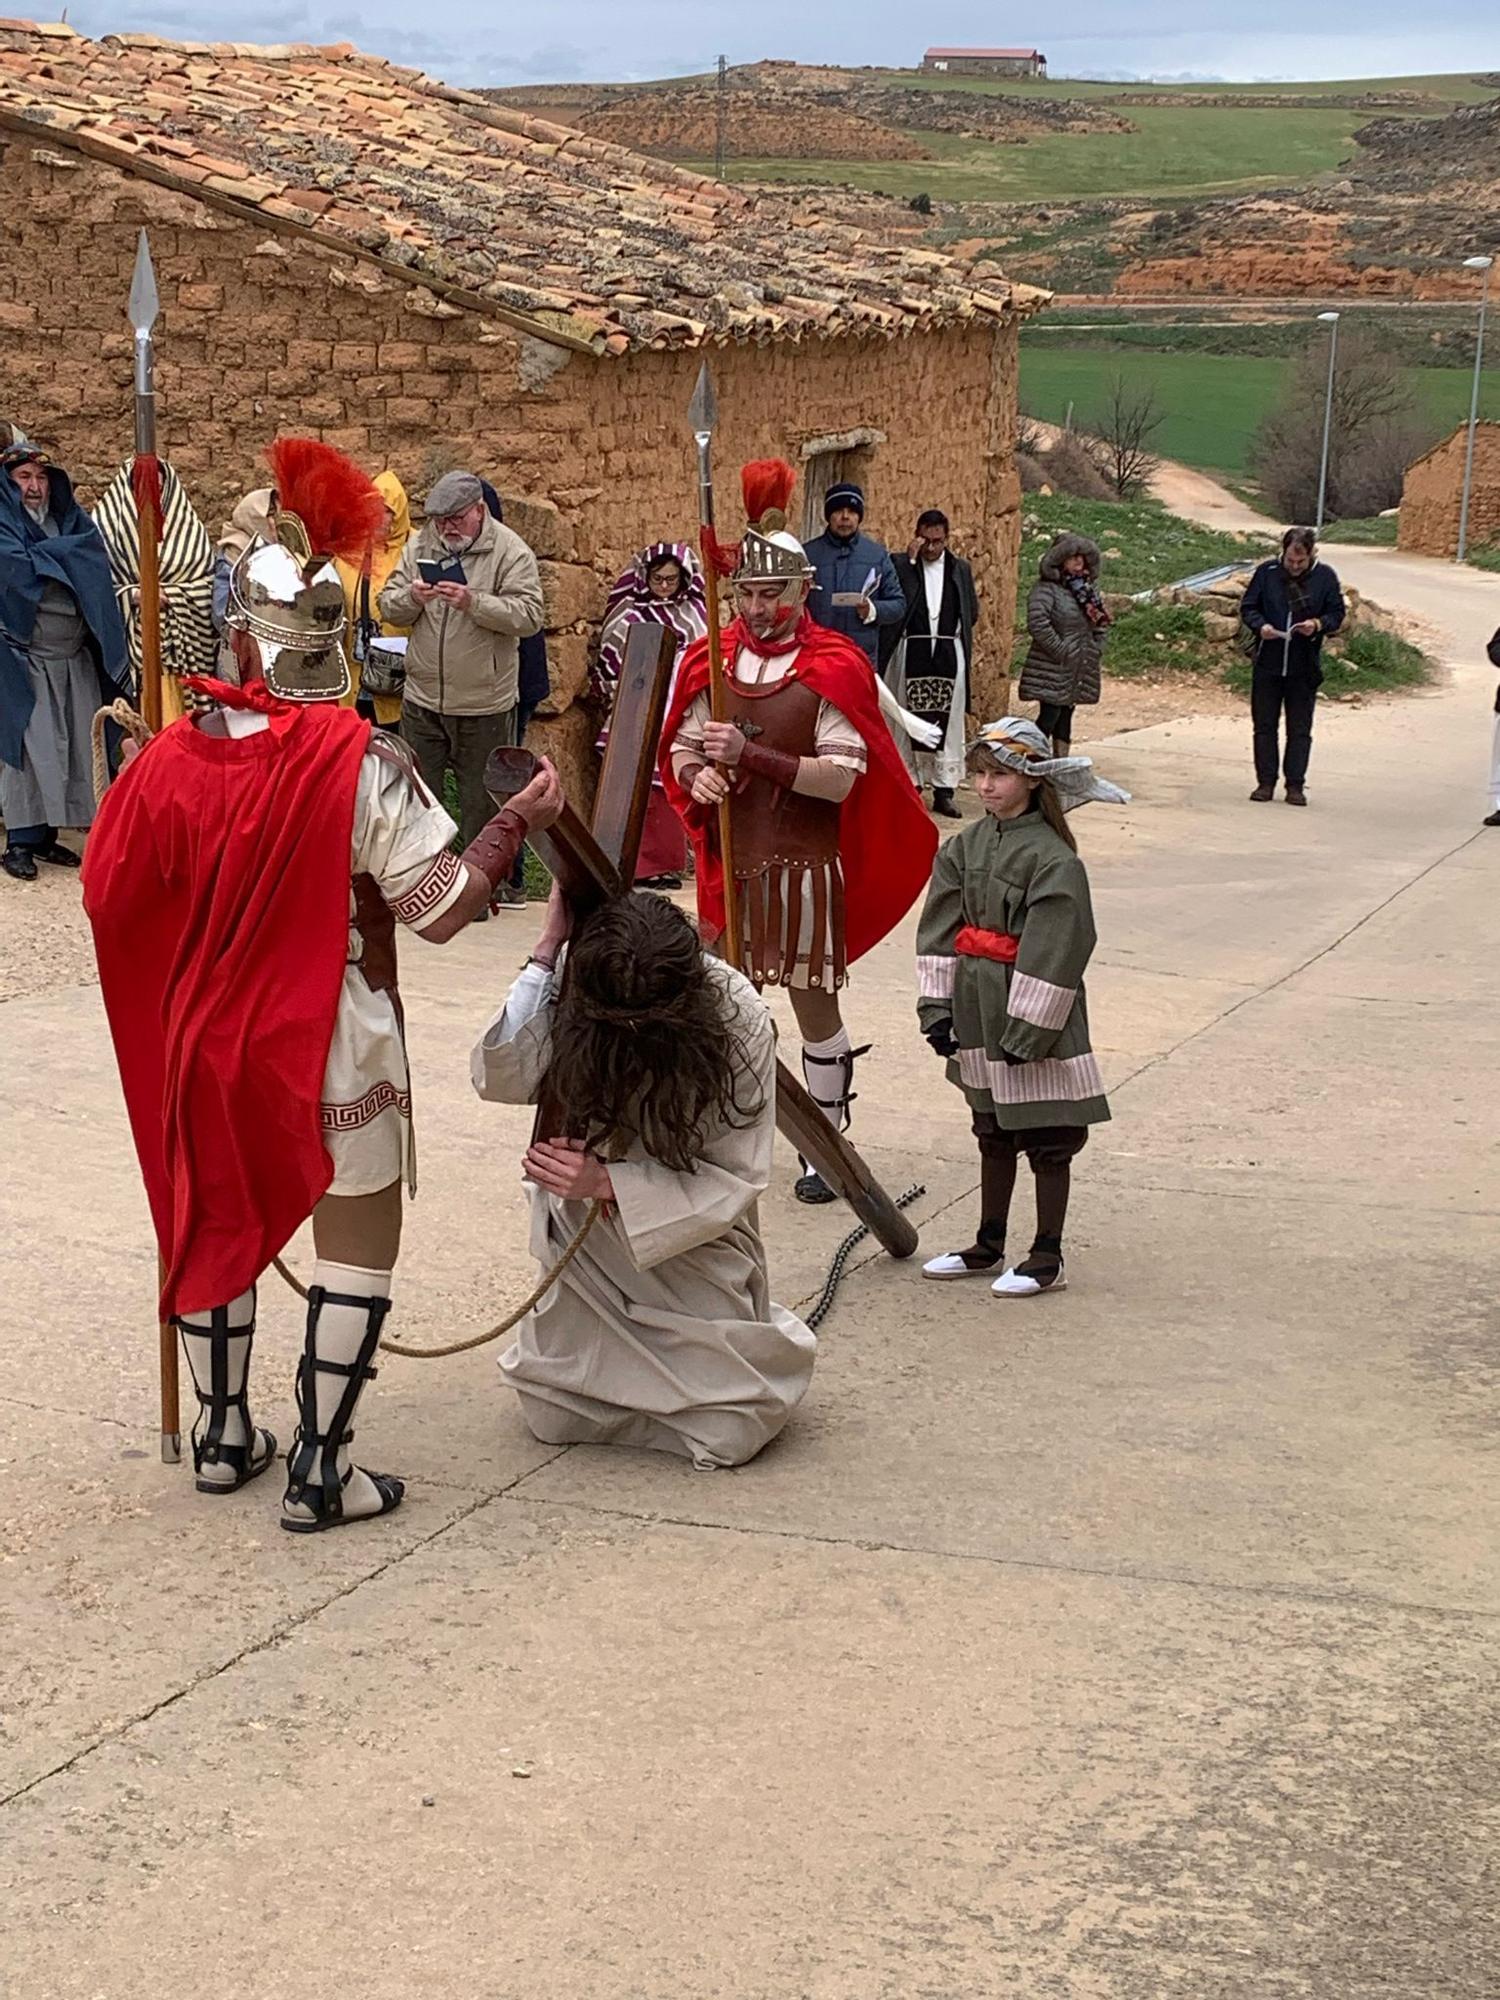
380 469 543 864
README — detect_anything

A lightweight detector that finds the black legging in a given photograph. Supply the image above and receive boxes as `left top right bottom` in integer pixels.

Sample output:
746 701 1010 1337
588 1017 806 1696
1036 701 1075 742
969 1113 1088 1262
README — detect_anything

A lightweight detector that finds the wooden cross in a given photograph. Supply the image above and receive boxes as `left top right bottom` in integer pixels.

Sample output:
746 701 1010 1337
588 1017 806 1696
486 620 919 1259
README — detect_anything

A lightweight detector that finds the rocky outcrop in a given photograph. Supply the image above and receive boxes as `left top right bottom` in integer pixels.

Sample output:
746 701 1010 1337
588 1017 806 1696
572 91 930 163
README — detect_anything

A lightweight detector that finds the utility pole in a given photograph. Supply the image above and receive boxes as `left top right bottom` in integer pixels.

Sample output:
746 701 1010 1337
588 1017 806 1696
1315 310 1340 531
1457 253 1493 565
714 54 727 181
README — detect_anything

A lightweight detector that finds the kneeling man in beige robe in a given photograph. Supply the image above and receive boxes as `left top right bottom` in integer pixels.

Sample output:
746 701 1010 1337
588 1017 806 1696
471 887 815 1469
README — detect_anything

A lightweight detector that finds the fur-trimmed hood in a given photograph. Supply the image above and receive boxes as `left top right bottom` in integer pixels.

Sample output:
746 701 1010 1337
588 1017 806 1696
1038 533 1101 584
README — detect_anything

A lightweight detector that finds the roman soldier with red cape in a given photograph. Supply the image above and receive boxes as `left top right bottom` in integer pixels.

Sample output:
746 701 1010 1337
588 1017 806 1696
84 438 564 1533
661 459 936 1203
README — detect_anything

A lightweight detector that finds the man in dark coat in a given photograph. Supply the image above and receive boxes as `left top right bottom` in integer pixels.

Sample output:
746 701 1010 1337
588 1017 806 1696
887 508 981 817
1 439 130 880
1485 625 1500 828
803 481 905 671
1239 526 1345 808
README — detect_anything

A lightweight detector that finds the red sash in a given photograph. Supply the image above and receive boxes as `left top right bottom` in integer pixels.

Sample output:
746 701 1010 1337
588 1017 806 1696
955 925 1019 964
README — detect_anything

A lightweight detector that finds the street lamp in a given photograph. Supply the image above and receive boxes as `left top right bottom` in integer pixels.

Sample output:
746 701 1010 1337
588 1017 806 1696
1456 253 1493 565
1315 311 1340 531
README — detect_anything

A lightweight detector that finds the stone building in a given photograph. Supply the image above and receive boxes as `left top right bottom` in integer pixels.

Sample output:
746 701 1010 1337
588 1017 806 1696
921 48 1047 78
1398 423 1500 561
0 23 1043 782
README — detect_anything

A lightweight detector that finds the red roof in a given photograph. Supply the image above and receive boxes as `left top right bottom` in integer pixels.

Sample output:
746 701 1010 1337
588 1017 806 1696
923 47 1043 59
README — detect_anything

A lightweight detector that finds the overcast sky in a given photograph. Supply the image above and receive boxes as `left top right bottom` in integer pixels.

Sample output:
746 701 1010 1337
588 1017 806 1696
59 0 1500 89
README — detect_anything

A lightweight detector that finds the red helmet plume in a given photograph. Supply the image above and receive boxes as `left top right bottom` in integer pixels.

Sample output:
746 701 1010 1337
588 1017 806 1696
741 458 796 532
264 437 385 566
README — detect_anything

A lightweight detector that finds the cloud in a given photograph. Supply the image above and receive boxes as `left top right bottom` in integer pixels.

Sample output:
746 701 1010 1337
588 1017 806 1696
50 0 1500 89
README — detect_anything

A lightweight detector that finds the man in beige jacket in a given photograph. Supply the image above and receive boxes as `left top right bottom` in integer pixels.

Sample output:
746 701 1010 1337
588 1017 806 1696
381 469 544 868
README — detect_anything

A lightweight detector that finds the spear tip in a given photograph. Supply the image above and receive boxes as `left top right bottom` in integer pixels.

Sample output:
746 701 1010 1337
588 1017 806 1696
688 356 717 435
129 227 159 335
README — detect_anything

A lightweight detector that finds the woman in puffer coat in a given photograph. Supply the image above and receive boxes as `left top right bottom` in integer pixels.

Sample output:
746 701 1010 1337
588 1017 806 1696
1018 533 1111 756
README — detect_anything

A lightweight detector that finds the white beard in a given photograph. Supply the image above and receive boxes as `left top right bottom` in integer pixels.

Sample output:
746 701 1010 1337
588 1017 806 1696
23 499 47 525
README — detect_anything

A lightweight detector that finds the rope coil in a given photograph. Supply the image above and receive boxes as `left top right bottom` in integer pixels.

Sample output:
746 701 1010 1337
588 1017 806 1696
91 698 155 805
272 1202 601 1358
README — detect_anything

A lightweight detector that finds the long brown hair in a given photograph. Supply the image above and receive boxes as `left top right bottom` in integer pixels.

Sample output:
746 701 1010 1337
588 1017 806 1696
966 743 1078 852
546 892 764 1172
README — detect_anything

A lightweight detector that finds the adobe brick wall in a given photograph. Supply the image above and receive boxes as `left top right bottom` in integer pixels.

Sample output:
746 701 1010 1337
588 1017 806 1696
1 132 1020 796
1398 423 1500 559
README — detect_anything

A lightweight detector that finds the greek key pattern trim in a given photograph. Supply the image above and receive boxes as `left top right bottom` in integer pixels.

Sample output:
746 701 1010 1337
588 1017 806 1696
386 850 463 928
320 1081 412 1132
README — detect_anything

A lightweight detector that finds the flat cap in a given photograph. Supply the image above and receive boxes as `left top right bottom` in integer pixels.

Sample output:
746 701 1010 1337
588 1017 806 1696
425 470 483 516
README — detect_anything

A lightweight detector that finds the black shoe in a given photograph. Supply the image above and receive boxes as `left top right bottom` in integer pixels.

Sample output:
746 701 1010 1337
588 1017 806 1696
930 788 962 820
2 847 38 881
794 1168 838 1205
1285 784 1308 808
1249 784 1275 803
35 840 80 868
471 905 490 923
637 873 684 889
1484 811 1500 827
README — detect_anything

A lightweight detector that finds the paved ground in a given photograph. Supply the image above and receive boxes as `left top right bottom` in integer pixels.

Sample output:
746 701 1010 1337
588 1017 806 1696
2 544 1496 1996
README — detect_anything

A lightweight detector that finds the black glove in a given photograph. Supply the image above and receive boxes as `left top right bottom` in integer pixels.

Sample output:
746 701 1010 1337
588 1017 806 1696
924 1020 959 1059
1000 1046 1027 1068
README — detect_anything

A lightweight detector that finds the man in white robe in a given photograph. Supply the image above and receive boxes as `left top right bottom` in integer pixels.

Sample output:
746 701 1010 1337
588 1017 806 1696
471 889 815 1470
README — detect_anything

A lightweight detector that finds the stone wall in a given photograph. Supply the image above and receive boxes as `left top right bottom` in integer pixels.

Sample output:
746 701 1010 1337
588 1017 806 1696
0 131 1020 795
1398 424 1500 559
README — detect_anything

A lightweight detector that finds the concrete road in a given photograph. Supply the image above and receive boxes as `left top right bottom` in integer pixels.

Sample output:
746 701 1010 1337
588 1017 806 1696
2 548 1496 1996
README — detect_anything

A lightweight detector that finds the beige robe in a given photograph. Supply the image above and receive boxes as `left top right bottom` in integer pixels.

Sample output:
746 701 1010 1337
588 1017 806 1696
471 956 816 1469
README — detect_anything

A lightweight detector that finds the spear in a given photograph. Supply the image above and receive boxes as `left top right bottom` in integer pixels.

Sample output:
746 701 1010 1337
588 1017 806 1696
128 229 179 1463
688 360 743 970
128 229 165 737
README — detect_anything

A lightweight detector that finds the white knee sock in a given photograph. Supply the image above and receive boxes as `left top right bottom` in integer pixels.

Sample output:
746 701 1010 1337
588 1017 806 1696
179 1288 256 1478
284 1261 394 1522
802 1027 853 1131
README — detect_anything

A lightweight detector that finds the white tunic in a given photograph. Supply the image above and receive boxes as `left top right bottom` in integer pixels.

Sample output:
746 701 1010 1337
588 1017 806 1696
471 955 816 1469
201 710 466 1193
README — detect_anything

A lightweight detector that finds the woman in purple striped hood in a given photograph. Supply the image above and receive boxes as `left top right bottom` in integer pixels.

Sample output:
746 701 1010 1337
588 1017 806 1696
592 541 707 886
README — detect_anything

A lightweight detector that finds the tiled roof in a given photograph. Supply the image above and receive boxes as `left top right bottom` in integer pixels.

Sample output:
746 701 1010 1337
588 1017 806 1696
923 49 1043 60
0 22 1044 355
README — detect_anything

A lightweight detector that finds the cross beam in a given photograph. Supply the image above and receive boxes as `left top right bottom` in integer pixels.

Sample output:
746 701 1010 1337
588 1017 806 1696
486 622 918 1260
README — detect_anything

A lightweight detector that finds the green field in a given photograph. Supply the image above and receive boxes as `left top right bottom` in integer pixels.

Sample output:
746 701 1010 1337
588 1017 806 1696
1020 345 1500 475
693 103 1375 201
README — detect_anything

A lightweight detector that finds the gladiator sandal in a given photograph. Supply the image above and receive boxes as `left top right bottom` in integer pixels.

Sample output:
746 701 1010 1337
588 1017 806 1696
281 1283 405 1534
175 1291 278 1495
795 1041 870 1206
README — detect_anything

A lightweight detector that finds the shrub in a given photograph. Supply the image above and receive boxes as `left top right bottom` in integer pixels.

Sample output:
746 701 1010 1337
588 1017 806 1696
1015 449 1049 492
909 191 933 215
1040 435 1115 502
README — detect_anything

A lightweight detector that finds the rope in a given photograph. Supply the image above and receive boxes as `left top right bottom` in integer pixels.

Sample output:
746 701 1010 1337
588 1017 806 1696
270 1202 601 1359
91 699 155 805
805 1183 925 1331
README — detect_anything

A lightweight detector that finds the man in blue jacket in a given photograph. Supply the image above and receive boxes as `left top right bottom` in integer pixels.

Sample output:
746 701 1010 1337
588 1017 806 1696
1239 526 1344 808
803 482 905 672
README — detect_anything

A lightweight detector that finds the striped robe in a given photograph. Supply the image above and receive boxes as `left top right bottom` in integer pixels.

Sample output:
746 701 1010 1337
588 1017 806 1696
915 810 1110 1131
93 460 217 717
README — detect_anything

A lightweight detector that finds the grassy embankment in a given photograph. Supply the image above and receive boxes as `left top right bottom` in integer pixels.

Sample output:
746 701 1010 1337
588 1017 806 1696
1015 495 1433 696
682 69 1494 204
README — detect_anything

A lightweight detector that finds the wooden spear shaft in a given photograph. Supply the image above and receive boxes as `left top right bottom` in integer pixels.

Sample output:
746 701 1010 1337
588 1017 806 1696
699 552 743 971
129 227 178 1460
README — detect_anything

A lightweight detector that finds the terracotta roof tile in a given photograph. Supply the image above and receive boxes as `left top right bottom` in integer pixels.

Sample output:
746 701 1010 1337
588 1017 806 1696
0 20 1044 353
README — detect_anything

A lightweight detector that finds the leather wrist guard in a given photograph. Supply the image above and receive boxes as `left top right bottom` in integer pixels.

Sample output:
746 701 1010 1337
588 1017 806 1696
462 807 527 892
737 739 802 790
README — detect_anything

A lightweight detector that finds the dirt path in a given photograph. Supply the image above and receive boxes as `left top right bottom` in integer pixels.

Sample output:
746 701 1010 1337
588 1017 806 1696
1145 456 1273 535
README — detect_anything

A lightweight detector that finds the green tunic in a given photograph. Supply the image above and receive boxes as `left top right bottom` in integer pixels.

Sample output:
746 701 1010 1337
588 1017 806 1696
915 809 1109 1131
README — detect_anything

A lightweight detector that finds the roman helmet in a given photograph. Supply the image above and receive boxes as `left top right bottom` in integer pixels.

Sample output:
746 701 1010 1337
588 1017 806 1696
729 459 814 623
225 437 384 702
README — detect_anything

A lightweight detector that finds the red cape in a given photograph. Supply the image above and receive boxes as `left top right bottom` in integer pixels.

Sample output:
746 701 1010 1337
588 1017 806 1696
659 614 937 964
82 696 371 1318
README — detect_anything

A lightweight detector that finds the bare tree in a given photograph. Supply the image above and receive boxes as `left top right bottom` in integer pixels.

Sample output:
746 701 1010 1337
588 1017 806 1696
1253 329 1433 522
1087 372 1165 499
